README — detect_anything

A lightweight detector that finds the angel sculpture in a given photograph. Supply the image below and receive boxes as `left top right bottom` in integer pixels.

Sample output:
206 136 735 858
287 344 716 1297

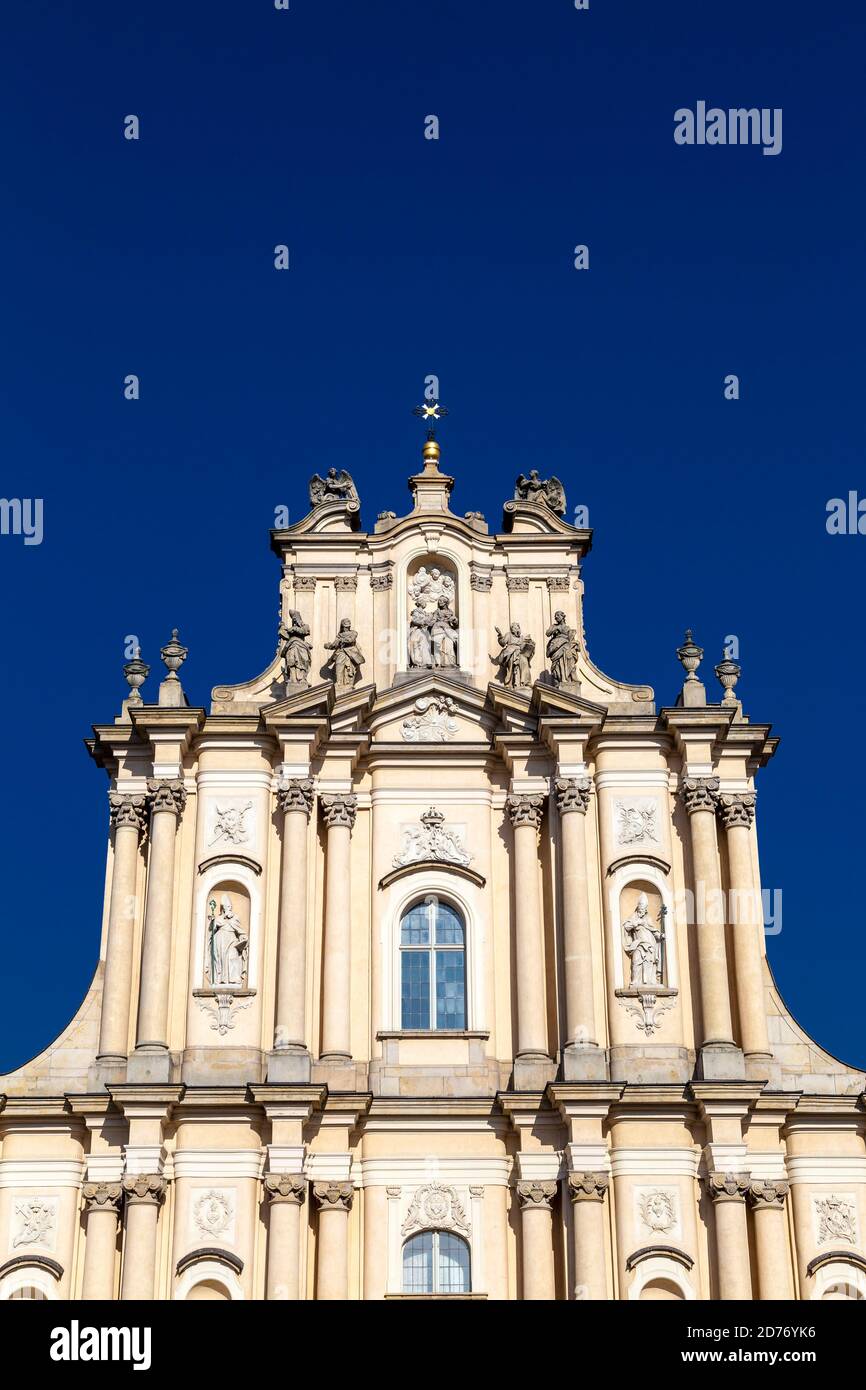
308 467 359 509
514 469 566 516
491 623 535 688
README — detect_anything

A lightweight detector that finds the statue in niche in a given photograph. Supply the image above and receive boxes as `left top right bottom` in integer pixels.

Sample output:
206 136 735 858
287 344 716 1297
622 892 664 988
409 566 455 608
430 597 459 668
491 623 535 688
514 470 566 515
278 610 312 687
308 467 359 508
324 617 365 690
408 603 434 668
545 611 580 685
206 893 249 988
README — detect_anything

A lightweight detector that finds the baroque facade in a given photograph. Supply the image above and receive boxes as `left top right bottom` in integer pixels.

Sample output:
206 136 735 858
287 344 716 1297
2 428 865 1302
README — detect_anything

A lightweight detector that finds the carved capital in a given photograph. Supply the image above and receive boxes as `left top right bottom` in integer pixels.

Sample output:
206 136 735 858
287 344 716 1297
546 575 570 592
506 574 530 592
554 777 592 816
506 793 546 831
312 1181 353 1213
568 1172 609 1204
370 572 393 592
469 569 492 592
516 1180 558 1211
717 792 756 831
108 792 148 837
82 1182 123 1215
146 778 187 818
334 574 357 591
748 1180 789 1211
277 777 315 818
264 1174 306 1206
294 575 317 592
679 776 720 816
320 793 358 831
706 1171 750 1203
122 1174 167 1207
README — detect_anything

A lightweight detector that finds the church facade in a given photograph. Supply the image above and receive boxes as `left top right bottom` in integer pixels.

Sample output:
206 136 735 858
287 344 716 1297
2 423 864 1302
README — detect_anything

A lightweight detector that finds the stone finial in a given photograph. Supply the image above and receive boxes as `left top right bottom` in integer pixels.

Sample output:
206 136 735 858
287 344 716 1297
123 653 149 706
264 1174 306 1206
706 1171 750 1203
506 792 546 830
320 793 358 831
276 775 315 818
122 1174 167 1206
554 777 592 816
160 629 187 681
516 1180 558 1210
716 792 756 831
677 629 703 682
312 1181 354 1213
568 1172 609 1204
715 654 742 705
679 776 720 816
747 1180 789 1211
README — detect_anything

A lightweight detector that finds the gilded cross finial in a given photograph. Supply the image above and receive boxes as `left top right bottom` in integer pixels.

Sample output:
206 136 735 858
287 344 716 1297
412 397 449 441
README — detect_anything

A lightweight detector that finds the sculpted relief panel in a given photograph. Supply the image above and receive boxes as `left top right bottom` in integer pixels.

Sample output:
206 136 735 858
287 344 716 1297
12 1196 58 1252
192 1188 237 1244
408 564 459 671
206 798 255 851
614 797 660 848
815 1194 858 1246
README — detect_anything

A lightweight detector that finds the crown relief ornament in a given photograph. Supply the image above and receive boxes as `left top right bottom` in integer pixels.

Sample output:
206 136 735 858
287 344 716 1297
392 807 472 869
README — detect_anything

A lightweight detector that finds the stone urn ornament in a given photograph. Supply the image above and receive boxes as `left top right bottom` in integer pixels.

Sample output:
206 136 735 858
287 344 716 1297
676 629 703 683
714 655 741 705
160 629 188 682
123 654 149 704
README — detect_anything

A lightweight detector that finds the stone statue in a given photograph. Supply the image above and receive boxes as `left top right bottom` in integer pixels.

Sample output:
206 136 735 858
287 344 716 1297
206 893 248 988
545 611 580 685
492 623 535 688
409 566 455 607
622 893 663 987
514 469 566 515
324 617 365 690
430 597 459 668
278 610 312 686
308 467 359 508
408 603 434 668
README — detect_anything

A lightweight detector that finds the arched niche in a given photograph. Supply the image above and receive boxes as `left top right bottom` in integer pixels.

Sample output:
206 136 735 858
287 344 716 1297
627 1252 696 1301
398 551 465 675
201 880 251 990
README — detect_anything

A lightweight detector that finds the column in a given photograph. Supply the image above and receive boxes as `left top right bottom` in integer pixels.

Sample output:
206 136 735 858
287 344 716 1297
273 778 315 1064
319 795 357 1060
707 1171 752 1299
516 1181 557 1300
506 794 549 1061
717 794 771 1064
264 1175 306 1300
313 1181 353 1300
120 1175 166 1300
554 779 601 1070
81 1183 122 1300
134 779 186 1058
97 794 147 1063
680 777 734 1049
568 1172 609 1300
748 1181 794 1300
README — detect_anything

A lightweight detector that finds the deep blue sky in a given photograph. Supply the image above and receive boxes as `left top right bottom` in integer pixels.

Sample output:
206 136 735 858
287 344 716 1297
1 1 864 1073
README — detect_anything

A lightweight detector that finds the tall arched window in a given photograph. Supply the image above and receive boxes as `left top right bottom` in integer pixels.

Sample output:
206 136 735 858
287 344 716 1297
402 1231 471 1295
400 896 466 1030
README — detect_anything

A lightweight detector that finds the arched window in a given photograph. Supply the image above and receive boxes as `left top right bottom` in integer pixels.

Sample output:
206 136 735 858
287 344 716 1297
402 1231 471 1295
400 896 466 1030
8 1286 47 1300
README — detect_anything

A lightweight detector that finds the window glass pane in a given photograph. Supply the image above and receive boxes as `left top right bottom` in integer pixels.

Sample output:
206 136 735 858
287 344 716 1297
436 1233 470 1294
402 1232 434 1294
400 904 431 946
434 902 464 945
401 949 431 1029
435 948 466 1029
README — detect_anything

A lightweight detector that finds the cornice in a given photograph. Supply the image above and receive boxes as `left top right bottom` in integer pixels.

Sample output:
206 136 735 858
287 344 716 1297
379 861 486 891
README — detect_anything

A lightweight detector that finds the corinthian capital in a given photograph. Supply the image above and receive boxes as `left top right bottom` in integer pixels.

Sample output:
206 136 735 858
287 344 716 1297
747 1179 788 1211
516 1180 558 1211
108 792 148 837
121 1173 167 1207
506 793 546 830
312 1181 353 1212
82 1182 123 1215
679 776 720 816
568 1172 609 1204
146 778 187 817
277 776 315 818
706 1170 750 1203
716 792 756 831
320 794 357 831
264 1174 306 1206
554 777 592 816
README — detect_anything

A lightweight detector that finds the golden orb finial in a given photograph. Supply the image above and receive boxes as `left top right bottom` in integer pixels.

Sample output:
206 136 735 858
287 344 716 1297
412 397 449 470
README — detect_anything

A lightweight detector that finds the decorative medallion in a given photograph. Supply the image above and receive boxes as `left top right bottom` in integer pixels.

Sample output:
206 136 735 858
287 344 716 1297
401 694 459 743
207 799 254 849
193 1188 235 1241
402 1183 470 1238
